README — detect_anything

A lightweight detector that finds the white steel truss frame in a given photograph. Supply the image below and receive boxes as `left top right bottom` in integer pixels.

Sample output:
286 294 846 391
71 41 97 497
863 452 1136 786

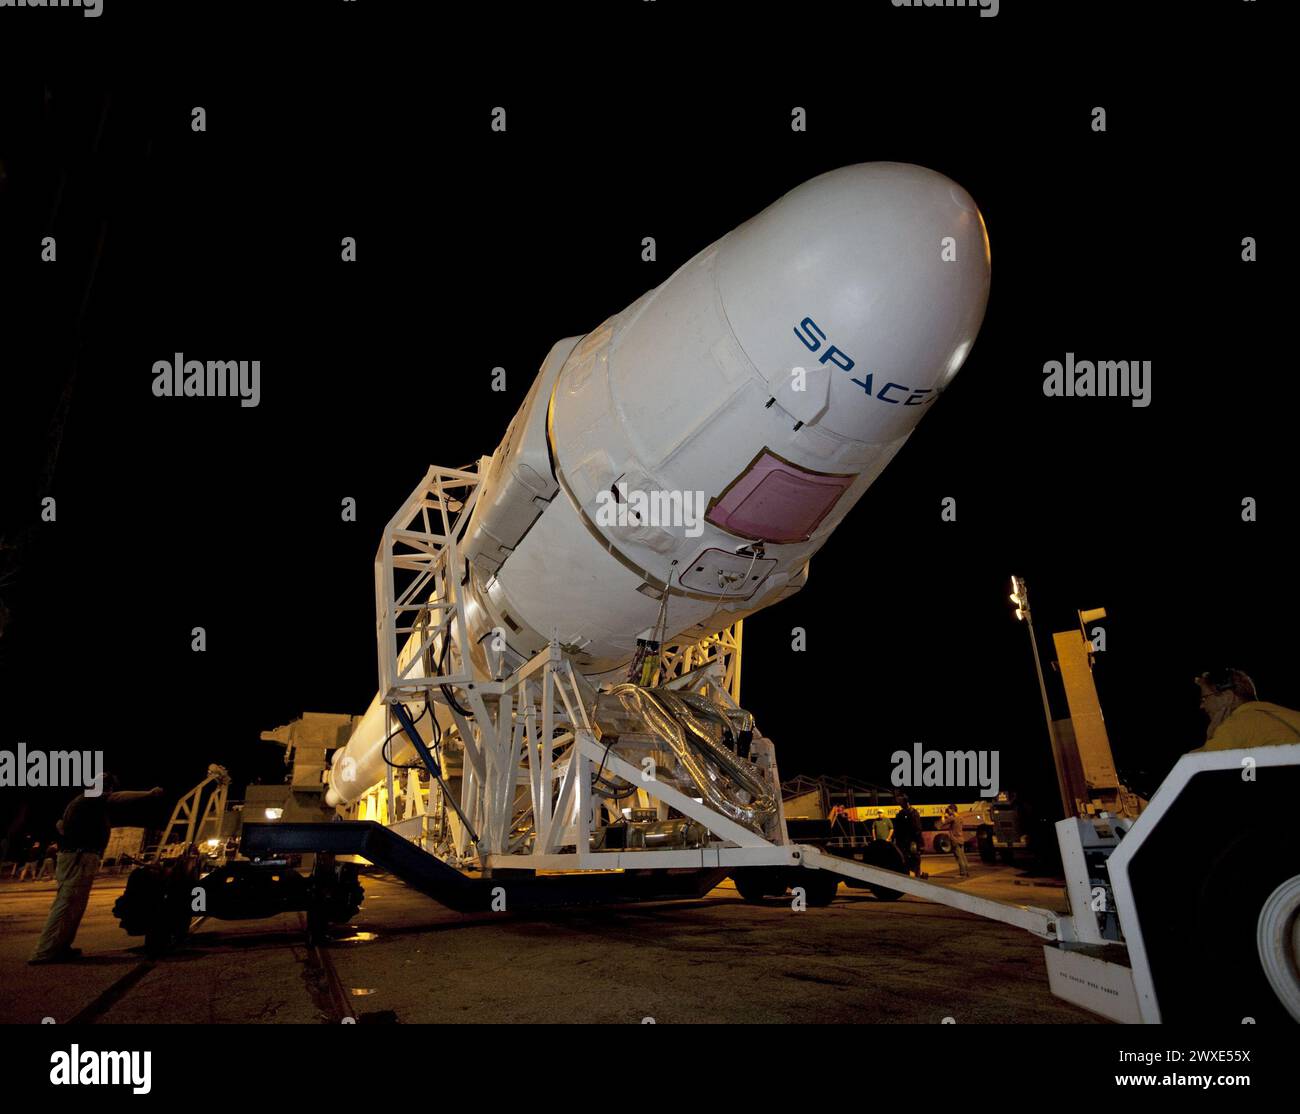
151 764 230 860
652 621 744 703
373 464 1070 944
375 461 486 704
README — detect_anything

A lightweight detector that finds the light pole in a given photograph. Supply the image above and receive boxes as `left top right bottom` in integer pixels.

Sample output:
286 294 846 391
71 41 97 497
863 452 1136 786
1010 575 1071 817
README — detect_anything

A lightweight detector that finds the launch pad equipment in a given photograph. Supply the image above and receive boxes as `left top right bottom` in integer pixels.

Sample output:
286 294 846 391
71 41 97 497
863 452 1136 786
316 164 1297 1024
128 164 1300 1024
309 451 1298 1022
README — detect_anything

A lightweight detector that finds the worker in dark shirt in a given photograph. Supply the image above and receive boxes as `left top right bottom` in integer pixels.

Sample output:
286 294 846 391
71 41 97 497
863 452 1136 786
18 841 44 881
891 793 928 880
29 775 164 965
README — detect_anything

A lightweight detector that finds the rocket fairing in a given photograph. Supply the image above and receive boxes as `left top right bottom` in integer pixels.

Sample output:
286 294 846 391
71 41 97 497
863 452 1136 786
326 162 991 807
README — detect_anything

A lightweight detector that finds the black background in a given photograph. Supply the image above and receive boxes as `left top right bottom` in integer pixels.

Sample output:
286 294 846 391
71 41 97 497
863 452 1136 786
2 4 1291 843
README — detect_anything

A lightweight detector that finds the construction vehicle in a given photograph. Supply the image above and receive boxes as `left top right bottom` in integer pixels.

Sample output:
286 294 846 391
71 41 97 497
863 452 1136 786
113 761 364 952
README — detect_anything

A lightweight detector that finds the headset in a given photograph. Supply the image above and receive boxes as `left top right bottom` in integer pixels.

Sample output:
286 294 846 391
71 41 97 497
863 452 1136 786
1196 667 1257 699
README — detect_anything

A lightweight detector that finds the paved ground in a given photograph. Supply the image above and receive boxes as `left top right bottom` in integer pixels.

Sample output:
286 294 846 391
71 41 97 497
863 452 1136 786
0 856 1098 1024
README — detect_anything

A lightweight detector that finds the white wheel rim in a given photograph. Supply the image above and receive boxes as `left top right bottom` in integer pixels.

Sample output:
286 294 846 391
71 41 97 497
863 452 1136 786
1257 874 1300 1022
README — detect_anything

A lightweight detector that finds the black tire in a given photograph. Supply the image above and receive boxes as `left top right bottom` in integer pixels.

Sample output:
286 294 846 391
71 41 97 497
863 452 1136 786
933 834 951 854
799 870 839 908
1192 820 1294 1023
140 881 192 956
998 847 1016 864
977 827 996 863
1124 766 1300 1023
861 840 907 901
731 869 776 903
306 902 330 946
144 920 185 957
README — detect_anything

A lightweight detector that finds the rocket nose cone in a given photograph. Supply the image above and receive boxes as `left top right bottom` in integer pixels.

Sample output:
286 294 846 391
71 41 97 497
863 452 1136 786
715 162 991 444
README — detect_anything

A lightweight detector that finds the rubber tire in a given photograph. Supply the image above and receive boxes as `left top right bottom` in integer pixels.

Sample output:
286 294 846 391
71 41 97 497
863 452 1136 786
998 847 1016 865
861 840 907 901
1192 819 1294 1023
143 893 192 957
306 901 330 946
799 870 839 908
731 869 775 903
933 834 951 854
977 827 996 864
144 918 187 957
143 929 170 957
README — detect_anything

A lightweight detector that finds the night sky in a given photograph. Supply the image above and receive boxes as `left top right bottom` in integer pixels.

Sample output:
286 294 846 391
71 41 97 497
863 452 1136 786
2 6 1290 844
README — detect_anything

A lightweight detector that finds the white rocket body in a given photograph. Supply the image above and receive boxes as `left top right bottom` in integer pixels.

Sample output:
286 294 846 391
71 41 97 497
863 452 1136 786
325 163 990 807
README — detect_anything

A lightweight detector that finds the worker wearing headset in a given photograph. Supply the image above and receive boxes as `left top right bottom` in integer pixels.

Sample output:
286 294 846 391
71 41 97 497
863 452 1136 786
1190 668 1300 752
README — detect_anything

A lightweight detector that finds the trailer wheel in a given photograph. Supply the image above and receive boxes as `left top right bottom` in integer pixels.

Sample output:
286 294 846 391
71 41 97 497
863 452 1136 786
1256 875 1300 1022
306 901 330 946
730 868 779 903
861 840 907 901
144 906 191 957
933 834 951 854
1120 763 1300 1023
143 928 170 957
1192 817 1296 1023
799 870 839 907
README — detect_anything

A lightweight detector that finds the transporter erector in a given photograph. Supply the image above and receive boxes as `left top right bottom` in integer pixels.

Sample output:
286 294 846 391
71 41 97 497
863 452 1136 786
116 163 1299 1025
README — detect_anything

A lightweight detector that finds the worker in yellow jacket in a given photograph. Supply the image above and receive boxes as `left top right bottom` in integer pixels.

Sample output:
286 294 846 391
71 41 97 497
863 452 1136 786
1190 668 1300 752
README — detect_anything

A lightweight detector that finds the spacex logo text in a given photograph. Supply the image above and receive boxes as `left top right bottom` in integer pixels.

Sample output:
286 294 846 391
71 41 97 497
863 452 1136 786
793 317 934 406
